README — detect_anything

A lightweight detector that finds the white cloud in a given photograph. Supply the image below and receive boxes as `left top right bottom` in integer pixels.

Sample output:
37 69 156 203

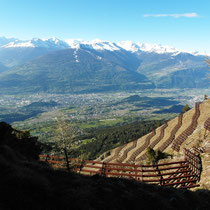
144 13 200 18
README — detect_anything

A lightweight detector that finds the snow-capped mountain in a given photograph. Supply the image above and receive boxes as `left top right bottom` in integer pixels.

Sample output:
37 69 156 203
0 37 71 67
117 40 180 55
65 39 83 49
0 36 208 94
82 39 122 51
0 37 17 47
66 39 122 51
2 37 69 49
0 36 205 56
116 40 141 53
64 38 183 54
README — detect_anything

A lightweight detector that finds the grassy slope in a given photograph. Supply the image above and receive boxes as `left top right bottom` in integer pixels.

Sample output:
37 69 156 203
101 99 210 190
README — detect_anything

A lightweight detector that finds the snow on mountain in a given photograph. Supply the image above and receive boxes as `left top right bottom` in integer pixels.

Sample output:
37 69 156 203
84 39 121 51
117 40 142 53
0 36 206 56
65 39 83 49
39 37 69 49
189 50 209 56
117 40 180 55
0 37 17 47
65 39 121 51
137 43 179 54
2 37 69 49
4 40 35 48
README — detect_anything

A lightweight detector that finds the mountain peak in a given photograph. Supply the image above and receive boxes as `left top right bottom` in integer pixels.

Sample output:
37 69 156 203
65 39 121 51
117 40 141 52
137 43 179 54
65 39 84 49
2 37 69 49
0 36 207 56
87 39 121 51
0 36 17 47
117 41 180 54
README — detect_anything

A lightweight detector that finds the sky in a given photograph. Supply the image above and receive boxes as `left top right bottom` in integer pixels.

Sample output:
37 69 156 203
0 0 210 53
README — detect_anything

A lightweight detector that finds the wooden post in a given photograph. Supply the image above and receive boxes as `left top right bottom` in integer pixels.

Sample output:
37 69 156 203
141 165 144 182
134 164 138 180
79 160 84 174
156 165 163 186
101 162 106 177
103 162 106 177
45 154 49 162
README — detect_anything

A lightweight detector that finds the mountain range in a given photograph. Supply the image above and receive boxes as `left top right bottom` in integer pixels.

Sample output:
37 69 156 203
0 37 209 94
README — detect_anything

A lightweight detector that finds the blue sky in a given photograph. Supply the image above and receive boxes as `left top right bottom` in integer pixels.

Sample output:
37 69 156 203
0 0 210 53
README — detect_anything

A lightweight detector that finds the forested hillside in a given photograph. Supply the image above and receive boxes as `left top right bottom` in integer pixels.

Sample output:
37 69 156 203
72 120 164 159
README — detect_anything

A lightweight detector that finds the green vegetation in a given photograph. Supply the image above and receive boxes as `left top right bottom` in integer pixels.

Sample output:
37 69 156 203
72 120 165 160
182 104 190 113
3 90 207 159
35 119 166 160
147 147 172 164
53 117 81 171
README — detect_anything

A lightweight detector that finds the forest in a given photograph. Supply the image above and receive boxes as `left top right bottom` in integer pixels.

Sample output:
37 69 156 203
48 120 165 160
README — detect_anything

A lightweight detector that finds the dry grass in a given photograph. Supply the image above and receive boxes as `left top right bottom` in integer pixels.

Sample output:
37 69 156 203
125 134 150 162
100 99 210 189
135 125 163 160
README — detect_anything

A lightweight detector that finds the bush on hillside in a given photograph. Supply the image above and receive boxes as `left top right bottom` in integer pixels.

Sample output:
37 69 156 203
182 104 190 113
147 147 172 164
0 122 42 160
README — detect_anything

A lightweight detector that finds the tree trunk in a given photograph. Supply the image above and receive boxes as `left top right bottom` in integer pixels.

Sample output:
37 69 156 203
64 147 70 172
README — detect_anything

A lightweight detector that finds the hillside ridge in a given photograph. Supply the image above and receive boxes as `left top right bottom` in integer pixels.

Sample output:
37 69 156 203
98 99 210 189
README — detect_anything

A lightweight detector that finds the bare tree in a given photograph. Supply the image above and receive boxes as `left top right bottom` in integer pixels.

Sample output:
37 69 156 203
54 114 81 171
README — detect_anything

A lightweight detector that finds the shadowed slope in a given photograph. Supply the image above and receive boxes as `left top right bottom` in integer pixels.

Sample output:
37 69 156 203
1 122 210 209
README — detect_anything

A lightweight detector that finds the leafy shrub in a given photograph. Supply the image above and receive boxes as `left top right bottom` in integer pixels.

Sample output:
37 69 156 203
147 147 172 164
182 104 190 113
